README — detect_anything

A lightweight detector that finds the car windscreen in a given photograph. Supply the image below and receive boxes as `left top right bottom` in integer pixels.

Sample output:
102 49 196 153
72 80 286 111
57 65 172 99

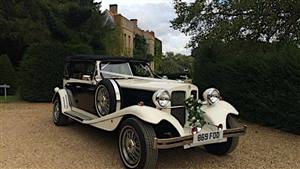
100 62 153 78
101 62 132 78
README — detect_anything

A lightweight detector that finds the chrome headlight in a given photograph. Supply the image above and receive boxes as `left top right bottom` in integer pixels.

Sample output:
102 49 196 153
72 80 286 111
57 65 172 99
203 88 221 105
152 90 171 108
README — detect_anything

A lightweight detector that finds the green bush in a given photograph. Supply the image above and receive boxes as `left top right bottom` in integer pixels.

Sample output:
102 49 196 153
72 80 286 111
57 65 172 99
193 41 300 134
155 56 194 79
19 42 93 102
0 54 17 95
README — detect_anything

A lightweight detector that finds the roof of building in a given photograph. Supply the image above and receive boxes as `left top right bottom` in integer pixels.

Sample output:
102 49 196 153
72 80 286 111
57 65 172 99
65 55 148 63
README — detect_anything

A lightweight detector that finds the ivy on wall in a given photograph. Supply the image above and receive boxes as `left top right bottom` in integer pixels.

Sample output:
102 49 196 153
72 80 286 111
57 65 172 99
133 35 148 60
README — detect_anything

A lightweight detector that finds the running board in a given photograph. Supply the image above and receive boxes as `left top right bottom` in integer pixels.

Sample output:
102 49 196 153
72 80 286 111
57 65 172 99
63 110 98 123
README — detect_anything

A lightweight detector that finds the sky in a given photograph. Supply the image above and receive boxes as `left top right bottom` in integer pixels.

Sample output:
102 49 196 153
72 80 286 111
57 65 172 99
98 0 192 55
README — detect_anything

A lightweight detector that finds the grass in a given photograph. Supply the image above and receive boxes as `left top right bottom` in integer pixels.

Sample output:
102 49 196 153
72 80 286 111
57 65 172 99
0 95 22 103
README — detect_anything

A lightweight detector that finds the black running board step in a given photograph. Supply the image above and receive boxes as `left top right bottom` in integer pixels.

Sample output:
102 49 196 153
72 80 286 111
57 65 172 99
64 111 94 122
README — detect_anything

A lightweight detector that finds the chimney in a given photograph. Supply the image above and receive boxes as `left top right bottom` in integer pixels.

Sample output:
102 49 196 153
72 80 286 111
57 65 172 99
109 4 118 15
150 31 155 37
130 19 138 26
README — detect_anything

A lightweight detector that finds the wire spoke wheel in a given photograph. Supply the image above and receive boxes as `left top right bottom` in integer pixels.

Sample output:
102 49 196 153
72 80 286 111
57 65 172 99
118 118 158 169
53 101 60 122
120 126 141 168
96 85 110 116
52 98 68 126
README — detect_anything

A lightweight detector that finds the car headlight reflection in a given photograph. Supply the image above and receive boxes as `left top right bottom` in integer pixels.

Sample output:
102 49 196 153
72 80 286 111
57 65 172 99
153 90 171 108
203 88 221 105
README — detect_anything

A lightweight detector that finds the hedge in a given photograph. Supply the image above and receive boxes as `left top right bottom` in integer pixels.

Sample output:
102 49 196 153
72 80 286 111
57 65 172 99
19 42 92 102
193 41 300 134
0 54 17 95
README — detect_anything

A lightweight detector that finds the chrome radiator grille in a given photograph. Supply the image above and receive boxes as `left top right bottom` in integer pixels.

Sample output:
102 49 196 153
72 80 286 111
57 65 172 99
171 91 186 126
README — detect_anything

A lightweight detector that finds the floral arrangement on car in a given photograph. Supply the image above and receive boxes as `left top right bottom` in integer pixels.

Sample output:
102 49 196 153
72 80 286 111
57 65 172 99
185 96 207 128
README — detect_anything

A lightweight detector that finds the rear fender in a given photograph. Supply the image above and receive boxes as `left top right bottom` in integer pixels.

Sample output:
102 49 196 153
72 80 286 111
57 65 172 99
201 100 239 129
52 87 71 113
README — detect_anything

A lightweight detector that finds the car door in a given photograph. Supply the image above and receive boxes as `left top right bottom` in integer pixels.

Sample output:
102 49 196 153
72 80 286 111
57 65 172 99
65 61 98 115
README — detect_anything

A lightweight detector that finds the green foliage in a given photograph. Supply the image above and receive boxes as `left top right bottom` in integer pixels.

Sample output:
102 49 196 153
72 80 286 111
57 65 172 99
65 43 93 54
154 39 163 57
171 0 300 47
155 54 194 78
0 0 111 66
0 54 17 95
192 41 300 134
133 35 149 60
18 42 92 102
185 97 206 128
0 0 114 102
104 25 125 57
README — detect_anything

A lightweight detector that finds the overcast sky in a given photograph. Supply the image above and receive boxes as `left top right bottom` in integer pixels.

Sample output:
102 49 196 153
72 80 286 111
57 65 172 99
98 0 192 55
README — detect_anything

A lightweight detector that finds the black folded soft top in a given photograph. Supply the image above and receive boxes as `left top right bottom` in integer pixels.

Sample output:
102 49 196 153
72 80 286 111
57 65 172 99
65 55 148 63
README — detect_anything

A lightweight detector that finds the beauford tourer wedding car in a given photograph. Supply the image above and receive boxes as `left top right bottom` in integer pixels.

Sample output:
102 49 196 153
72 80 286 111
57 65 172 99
52 55 246 169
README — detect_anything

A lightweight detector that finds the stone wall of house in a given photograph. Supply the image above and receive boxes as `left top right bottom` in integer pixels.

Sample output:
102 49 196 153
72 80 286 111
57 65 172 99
108 4 159 57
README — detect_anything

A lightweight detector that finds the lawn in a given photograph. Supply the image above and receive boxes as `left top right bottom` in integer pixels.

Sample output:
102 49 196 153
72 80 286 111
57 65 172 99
0 95 21 103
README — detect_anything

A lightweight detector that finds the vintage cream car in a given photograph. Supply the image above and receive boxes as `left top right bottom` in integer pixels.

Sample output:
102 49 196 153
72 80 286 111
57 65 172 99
52 55 246 169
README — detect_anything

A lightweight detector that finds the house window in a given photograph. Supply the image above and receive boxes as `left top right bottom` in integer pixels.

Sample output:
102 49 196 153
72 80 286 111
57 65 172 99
124 33 127 47
128 35 131 48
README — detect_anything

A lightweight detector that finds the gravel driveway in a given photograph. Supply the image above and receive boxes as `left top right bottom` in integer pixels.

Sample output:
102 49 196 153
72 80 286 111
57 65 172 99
0 102 299 169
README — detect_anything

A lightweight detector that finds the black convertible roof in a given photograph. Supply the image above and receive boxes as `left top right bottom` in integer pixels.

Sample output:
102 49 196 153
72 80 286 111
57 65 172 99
65 55 148 63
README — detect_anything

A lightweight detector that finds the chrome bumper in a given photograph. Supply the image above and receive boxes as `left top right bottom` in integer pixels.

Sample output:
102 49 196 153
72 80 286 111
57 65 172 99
154 125 247 149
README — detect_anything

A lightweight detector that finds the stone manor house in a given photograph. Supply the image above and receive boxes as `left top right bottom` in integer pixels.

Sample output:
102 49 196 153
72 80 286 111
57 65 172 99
102 4 162 58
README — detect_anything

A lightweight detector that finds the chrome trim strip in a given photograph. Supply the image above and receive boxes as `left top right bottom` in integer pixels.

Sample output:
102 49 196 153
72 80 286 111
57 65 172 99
165 105 185 109
109 80 121 101
109 79 121 111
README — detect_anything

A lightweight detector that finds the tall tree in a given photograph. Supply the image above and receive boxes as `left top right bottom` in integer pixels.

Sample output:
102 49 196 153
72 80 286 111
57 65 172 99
0 0 110 65
171 0 300 47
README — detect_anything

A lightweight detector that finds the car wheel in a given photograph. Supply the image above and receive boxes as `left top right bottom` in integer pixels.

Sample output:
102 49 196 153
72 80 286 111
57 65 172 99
118 118 158 169
204 115 239 155
95 79 120 117
53 97 69 126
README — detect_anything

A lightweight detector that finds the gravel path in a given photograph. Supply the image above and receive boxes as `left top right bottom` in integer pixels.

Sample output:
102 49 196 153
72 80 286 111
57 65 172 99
0 102 299 169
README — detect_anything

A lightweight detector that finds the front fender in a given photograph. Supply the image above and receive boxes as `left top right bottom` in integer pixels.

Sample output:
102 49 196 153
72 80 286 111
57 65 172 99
201 100 239 129
87 105 185 136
